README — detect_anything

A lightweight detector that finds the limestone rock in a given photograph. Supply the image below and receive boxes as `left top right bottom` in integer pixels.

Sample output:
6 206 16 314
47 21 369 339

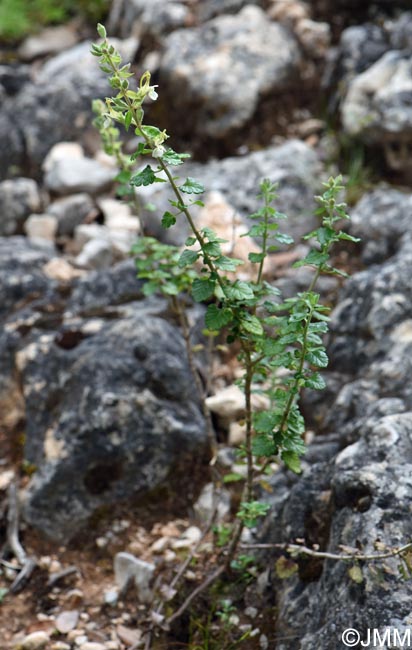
15 631 49 650
24 214 57 243
48 194 95 237
18 25 78 61
114 553 155 603
44 152 116 196
0 178 41 236
0 38 138 176
19 310 207 540
158 6 301 139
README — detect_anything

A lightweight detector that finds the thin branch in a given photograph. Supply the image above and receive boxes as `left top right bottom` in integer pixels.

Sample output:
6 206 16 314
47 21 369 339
166 564 225 627
240 542 412 562
6 482 27 565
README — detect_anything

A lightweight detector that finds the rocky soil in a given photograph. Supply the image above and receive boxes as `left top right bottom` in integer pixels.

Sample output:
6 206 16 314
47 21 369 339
1 0 412 648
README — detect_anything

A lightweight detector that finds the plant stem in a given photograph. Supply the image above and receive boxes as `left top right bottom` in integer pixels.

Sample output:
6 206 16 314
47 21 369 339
256 194 270 286
241 343 254 504
171 296 217 458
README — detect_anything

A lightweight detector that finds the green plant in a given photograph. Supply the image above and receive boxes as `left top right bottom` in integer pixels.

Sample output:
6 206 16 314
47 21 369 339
91 23 360 643
0 0 108 42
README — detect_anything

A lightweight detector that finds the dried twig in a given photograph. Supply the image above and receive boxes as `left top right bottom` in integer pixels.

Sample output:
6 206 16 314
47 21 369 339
9 557 37 594
5 482 37 594
6 483 27 565
47 566 79 588
240 541 412 562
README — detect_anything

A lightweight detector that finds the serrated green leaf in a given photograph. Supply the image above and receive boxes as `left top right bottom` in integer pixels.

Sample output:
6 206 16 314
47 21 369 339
281 451 302 474
203 241 222 256
252 434 276 456
205 304 233 330
306 348 329 368
274 233 294 245
240 313 264 336
130 165 163 187
304 372 326 390
201 227 227 243
254 411 278 434
162 149 191 166
226 281 255 301
192 278 216 302
162 282 179 296
214 256 243 271
293 250 329 269
185 236 197 246
178 249 199 267
180 177 205 195
248 252 265 263
161 211 176 228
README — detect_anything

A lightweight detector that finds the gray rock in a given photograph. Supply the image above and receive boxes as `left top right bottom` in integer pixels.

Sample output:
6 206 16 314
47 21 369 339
261 413 412 650
114 552 155 602
0 178 41 236
0 237 54 321
119 0 190 40
18 25 78 61
350 188 412 264
20 310 207 540
332 23 389 85
139 140 322 246
197 0 264 22
340 49 412 172
75 238 114 269
158 6 301 140
67 259 144 316
44 156 116 196
48 194 95 237
342 51 412 139
0 39 138 177
24 214 57 243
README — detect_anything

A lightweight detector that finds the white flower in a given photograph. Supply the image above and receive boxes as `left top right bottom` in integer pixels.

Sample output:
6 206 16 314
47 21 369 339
148 86 158 101
152 145 166 158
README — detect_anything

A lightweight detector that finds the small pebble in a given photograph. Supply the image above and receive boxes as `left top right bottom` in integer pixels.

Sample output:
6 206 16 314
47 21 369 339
244 606 258 619
78 643 106 650
56 610 79 634
104 589 118 606
15 631 50 650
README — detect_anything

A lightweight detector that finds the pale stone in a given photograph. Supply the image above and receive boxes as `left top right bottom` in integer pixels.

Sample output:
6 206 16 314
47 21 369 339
25 214 57 242
193 482 231 523
18 25 78 60
55 610 79 634
43 143 84 173
75 239 113 269
114 553 155 603
42 258 83 282
15 631 50 650
171 525 202 549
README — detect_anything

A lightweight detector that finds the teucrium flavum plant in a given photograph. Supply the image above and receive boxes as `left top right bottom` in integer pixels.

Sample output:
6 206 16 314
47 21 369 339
91 23 360 583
